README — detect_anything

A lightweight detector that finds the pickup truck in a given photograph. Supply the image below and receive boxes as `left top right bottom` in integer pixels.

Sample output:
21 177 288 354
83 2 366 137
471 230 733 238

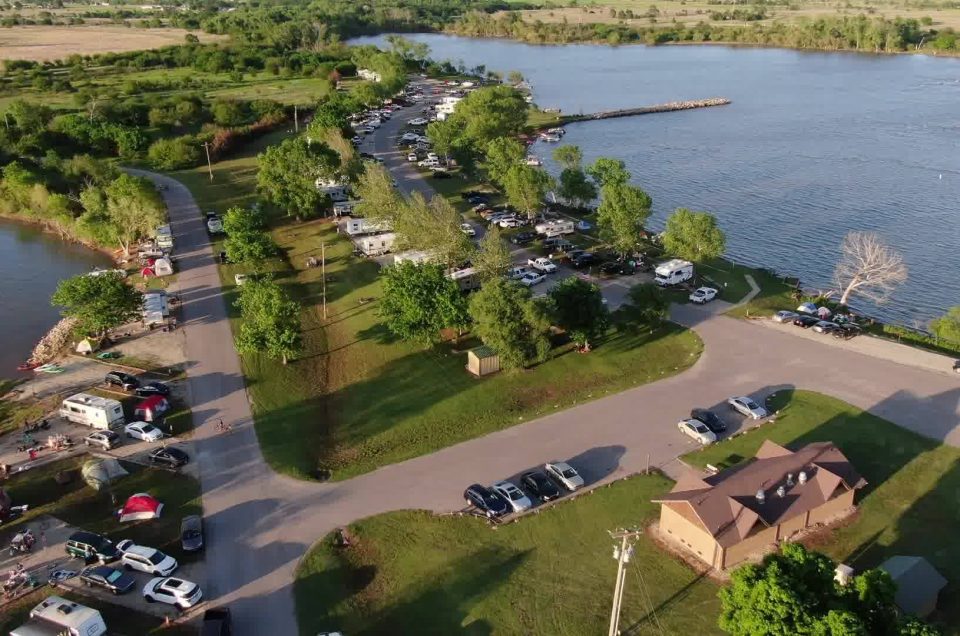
527 257 557 273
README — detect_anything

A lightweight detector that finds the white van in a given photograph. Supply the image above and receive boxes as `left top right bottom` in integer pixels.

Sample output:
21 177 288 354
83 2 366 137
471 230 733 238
654 259 694 286
12 596 107 636
60 393 125 430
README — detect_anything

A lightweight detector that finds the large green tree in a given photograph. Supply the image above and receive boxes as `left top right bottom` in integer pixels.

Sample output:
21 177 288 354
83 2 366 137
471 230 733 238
484 137 526 187
503 164 553 220
473 225 513 281
354 163 403 223
380 262 469 343
223 205 277 268
558 168 597 209
431 86 528 167
103 173 166 255
552 144 583 171
930 306 960 344
548 277 609 350
587 157 630 187
234 278 302 365
468 278 551 369
596 180 652 256
52 271 143 337
257 136 339 218
627 283 669 326
662 208 726 262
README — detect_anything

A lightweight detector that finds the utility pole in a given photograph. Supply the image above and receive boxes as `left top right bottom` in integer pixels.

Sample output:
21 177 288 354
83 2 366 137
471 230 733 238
294 104 299 133
201 142 214 181
608 527 643 636
321 242 327 320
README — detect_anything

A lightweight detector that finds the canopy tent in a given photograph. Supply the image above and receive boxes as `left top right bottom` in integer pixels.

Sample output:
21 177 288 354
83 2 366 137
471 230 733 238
75 338 101 355
82 458 129 491
119 493 163 523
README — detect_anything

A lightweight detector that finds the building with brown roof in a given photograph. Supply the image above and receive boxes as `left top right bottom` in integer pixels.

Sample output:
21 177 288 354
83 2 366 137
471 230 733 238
653 440 867 570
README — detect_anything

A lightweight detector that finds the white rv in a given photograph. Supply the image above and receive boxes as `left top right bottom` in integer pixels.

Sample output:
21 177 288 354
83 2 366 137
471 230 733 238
534 220 574 238
142 290 169 327
357 232 396 256
393 250 434 266
316 178 350 203
60 393 125 430
11 596 107 636
654 259 694 286
345 218 392 236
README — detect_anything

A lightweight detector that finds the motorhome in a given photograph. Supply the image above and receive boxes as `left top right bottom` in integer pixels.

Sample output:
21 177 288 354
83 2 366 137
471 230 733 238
534 220 575 238
11 596 107 636
60 394 125 430
357 232 396 257
344 218 392 236
654 259 694 286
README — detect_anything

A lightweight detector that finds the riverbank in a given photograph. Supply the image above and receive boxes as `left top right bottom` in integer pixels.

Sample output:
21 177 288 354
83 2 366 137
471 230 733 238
0 212 121 263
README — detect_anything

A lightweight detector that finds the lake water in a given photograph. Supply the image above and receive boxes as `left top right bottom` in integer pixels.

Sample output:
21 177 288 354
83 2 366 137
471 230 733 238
0 220 112 380
354 34 960 327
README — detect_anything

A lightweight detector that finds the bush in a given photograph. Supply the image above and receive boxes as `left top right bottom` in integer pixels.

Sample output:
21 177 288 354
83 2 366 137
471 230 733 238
147 135 200 170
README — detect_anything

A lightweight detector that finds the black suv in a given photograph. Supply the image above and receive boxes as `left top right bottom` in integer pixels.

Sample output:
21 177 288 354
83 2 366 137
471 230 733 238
66 530 120 564
691 408 727 434
104 371 139 391
463 484 510 518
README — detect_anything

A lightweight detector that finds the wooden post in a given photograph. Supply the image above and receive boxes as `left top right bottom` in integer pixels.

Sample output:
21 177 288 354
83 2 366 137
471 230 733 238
202 142 213 181
321 242 327 320
294 104 299 133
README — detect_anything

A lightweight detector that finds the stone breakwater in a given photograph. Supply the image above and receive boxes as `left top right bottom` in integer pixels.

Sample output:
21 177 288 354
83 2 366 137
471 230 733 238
561 98 731 124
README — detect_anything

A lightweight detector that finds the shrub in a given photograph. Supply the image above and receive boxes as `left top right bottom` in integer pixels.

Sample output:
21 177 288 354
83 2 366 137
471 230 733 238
147 135 200 170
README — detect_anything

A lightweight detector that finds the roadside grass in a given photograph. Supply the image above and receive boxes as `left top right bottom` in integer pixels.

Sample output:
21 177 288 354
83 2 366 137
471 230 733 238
294 473 721 636
0 380 57 437
723 266 797 317
2 456 202 562
683 389 960 630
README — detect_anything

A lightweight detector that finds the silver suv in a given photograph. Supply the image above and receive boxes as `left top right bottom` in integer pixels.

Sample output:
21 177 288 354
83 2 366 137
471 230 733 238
85 430 121 450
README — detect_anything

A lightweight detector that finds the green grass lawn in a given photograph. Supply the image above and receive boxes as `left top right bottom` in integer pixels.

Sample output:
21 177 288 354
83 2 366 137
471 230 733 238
684 389 960 632
294 473 721 636
0 380 58 437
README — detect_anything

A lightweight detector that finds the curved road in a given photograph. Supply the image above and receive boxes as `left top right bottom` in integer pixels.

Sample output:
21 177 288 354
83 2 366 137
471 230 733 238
130 126 960 633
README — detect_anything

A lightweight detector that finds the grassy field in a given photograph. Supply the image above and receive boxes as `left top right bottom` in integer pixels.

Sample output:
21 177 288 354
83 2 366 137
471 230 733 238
295 473 721 636
0 25 224 62
684 389 960 631
0 379 58 437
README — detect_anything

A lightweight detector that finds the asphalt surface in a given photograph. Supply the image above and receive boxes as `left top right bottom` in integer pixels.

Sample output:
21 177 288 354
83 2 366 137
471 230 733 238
129 92 960 634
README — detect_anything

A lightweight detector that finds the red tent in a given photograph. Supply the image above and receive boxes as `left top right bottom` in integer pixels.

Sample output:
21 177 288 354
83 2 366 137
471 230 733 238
141 267 156 278
119 493 163 523
135 395 170 422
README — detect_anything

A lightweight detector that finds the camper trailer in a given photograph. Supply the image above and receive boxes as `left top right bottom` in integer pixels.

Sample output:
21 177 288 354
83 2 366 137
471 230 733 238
316 178 351 203
534 220 574 238
357 232 396 257
344 218 392 236
392 250 434 266
449 267 481 292
11 596 107 636
654 259 694 287
155 225 174 250
332 201 357 217
60 394 125 430
142 291 169 327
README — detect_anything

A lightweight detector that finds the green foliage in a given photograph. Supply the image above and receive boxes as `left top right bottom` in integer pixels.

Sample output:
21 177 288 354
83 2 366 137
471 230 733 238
484 137 526 187
379 262 469 343
552 144 583 171
558 167 597 209
210 99 247 126
596 180 651 255
930 306 960 344
548 277 609 349
102 173 166 253
627 283 669 326
223 205 277 268
503 164 553 220
468 278 551 369
147 135 201 170
587 157 630 187
431 85 529 167
391 192 475 270
51 271 143 337
234 278 302 365
256 136 339 218
473 225 512 281
353 162 403 222
663 208 727 262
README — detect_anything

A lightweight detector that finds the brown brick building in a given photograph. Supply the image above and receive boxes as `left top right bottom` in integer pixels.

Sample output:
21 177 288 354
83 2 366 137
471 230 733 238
654 440 866 570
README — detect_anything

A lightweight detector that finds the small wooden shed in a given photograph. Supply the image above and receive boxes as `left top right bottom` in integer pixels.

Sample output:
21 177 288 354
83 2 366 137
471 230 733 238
466 346 500 377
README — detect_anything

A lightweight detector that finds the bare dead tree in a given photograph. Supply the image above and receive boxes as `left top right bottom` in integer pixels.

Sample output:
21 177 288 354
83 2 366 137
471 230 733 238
832 231 908 307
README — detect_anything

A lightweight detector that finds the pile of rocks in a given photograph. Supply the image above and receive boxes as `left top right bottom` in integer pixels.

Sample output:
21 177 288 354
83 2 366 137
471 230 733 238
28 317 78 364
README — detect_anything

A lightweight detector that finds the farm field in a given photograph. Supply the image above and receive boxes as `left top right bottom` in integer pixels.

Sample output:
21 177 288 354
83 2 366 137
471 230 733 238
0 25 225 61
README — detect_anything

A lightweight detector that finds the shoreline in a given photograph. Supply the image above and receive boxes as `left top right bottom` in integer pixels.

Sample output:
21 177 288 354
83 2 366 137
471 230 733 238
0 212 121 263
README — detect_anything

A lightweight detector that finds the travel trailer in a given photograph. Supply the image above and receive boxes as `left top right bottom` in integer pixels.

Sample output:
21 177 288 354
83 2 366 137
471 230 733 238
534 220 575 238
11 596 107 636
344 218 392 236
654 259 694 286
60 393 125 430
357 232 396 257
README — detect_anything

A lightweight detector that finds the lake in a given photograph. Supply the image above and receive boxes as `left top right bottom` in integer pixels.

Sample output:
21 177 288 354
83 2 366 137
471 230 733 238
0 220 112 381
353 34 960 327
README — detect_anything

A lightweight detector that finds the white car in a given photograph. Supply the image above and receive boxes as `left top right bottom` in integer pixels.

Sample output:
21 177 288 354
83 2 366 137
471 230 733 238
234 273 249 286
350 136 362 146
206 217 223 234
124 421 163 442
545 462 584 492
407 153 418 162
527 257 557 273
727 396 769 420
355 126 374 134
498 218 523 228
143 577 202 610
689 287 718 304
519 272 545 287
677 419 717 445
409 117 428 126
426 152 439 161
773 310 798 323
400 132 419 142
116 540 178 576
460 223 475 237
492 481 533 513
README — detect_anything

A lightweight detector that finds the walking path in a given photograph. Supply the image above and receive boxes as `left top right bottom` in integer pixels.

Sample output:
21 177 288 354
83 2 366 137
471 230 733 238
128 115 960 633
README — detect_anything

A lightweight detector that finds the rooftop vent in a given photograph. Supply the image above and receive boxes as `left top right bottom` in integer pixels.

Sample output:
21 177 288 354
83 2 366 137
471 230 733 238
798 471 808 485
56 604 74 615
755 488 765 504
786 473 795 487
776 486 786 498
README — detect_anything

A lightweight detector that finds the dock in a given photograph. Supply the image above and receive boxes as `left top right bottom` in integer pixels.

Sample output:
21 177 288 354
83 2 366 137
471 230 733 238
556 97 731 125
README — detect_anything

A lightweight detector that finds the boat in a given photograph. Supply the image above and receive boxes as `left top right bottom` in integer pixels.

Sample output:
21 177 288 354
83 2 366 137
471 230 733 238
16 362 40 371
546 127 566 136
525 156 542 166
539 133 561 142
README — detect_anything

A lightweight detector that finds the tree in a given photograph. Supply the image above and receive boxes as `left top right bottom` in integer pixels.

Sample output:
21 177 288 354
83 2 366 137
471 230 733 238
558 168 597 209
391 192 474 270
469 278 552 369
596 181 651 255
103 174 166 255
832 231 908 307
147 136 200 170
52 271 143 337
552 144 583 171
257 136 339 218
438 86 529 166
503 164 553 220
380 262 469 343
473 226 513 281
484 137 526 187
627 283 669 326
223 206 277 268
549 277 609 350
930 306 960 344
354 163 403 223
234 279 302 365
587 157 630 187
507 70 525 85
662 208 726 262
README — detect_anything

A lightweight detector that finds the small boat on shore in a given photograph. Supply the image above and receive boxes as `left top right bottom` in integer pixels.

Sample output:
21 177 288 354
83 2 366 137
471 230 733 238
539 133 561 142
16 361 39 371
526 156 542 166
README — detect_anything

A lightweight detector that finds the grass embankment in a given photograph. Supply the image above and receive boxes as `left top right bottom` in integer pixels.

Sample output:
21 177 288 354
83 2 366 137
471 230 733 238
0 380 58 437
295 473 721 636
685 389 960 631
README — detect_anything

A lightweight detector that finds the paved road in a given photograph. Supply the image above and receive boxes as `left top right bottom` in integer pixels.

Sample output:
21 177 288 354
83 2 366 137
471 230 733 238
131 107 960 634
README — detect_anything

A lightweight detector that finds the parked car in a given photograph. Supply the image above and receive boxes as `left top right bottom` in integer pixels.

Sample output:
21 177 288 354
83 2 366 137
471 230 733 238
520 470 561 502
66 531 120 564
149 446 189 468
117 539 178 576
575 219 592 231
690 408 727 434
689 287 719 304
813 321 840 334
599 260 637 276
460 223 476 237
463 484 510 518
203 608 232 636
180 515 204 553
544 461 584 492
234 273 249 286
727 396 768 420
492 481 533 513
773 310 798 323
498 217 524 228
125 421 164 442
510 231 536 246
406 152 418 162
570 252 596 269
792 315 820 328
409 117 428 126
519 272 546 287
143 577 202 610
507 266 531 281
135 381 171 397
105 371 139 391
678 419 717 445
80 565 136 595
833 324 862 340
84 430 121 450
527 257 557 273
